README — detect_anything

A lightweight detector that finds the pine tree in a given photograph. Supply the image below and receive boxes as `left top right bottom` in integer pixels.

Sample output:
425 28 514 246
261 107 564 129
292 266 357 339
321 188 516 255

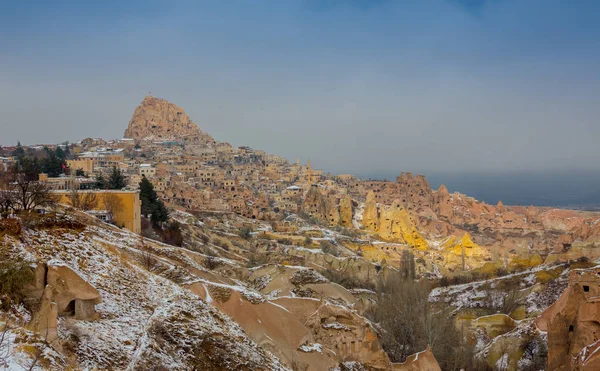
108 166 126 189
139 176 158 216
13 141 25 158
151 201 170 226
55 146 65 159
41 146 65 177
139 176 169 226
94 174 107 189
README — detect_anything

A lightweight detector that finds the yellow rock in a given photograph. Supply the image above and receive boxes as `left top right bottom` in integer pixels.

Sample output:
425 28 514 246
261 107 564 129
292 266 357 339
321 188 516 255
509 253 543 269
441 232 490 271
362 196 429 250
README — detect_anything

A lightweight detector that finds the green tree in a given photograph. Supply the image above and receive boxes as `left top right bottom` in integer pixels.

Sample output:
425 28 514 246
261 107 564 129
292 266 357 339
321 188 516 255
12 141 25 158
41 146 65 177
55 146 65 159
139 176 159 216
75 168 85 177
139 176 169 226
94 174 107 189
151 198 170 226
16 157 41 181
108 166 126 189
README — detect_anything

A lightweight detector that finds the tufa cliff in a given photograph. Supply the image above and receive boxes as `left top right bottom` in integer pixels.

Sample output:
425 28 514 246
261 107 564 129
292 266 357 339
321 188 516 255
124 96 215 144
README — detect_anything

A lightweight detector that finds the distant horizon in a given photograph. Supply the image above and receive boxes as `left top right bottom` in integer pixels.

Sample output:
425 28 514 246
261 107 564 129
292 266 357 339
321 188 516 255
357 170 600 208
3 136 598 208
2 0 600 177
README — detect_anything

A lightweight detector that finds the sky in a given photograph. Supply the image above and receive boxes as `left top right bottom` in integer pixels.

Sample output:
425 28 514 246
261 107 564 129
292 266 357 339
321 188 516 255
1 0 600 204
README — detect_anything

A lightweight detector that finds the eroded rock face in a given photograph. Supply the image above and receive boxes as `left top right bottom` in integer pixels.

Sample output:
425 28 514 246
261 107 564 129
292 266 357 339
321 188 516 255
339 195 354 228
392 345 441 371
537 267 600 370
46 263 102 320
441 232 490 271
30 285 58 342
124 96 215 144
362 194 428 250
26 263 102 340
433 184 452 220
302 186 344 226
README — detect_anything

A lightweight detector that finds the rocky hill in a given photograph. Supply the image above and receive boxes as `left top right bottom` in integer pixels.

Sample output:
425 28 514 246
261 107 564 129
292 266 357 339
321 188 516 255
123 96 215 144
0 211 287 370
0 208 410 370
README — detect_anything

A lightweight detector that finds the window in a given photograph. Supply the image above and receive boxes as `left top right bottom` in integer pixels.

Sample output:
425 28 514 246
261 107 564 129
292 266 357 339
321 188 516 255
584 285 590 292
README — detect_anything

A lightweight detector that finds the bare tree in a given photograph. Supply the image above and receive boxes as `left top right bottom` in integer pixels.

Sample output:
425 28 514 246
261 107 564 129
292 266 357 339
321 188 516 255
367 275 473 370
103 193 124 222
0 172 15 216
140 237 158 272
0 322 11 367
11 174 54 212
68 189 98 211
0 189 15 216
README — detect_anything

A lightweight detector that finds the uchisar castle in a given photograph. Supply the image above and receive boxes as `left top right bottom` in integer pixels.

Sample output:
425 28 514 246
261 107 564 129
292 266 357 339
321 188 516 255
1 96 599 371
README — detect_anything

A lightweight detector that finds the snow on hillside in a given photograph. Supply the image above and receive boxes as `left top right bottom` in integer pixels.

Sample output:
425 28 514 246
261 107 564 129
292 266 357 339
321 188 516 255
1 215 289 370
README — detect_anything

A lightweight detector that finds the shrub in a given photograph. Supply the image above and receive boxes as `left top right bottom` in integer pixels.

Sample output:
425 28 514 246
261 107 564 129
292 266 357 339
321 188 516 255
0 218 22 236
212 238 231 250
238 226 252 240
246 253 269 268
204 256 222 270
334 226 360 239
0 259 34 310
160 221 183 247
200 233 210 245
321 269 375 291
320 241 339 257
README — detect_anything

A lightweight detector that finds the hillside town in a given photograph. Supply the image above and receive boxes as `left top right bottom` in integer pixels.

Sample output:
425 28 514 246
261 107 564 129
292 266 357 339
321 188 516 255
1 96 600 371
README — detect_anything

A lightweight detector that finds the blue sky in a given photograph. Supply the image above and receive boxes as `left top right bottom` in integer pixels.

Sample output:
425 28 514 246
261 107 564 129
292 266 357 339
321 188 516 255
1 0 600 180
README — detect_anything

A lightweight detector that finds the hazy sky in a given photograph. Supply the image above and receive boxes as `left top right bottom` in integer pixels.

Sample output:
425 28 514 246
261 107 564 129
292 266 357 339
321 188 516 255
1 0 600 178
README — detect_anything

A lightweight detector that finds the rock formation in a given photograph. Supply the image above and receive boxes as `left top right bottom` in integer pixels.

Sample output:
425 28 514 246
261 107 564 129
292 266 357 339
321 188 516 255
46 263 102 320
362 193 428 250
441 232 490 271
537 267 600 370
433 184 452 220
30 285 59 342
339 195 354 228
124 96 215 144
393 345 441 371
24 262 102 344
302 186 349 226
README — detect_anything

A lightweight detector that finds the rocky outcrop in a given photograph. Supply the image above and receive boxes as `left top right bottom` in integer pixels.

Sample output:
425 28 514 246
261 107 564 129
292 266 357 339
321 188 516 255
301 186 351 227
46 263 102 319
188 280 391 370
339 195 354 228
537 267 600 370
30 285 59 342
26 263 101 342
362 193 428 249
25 262 102 343
433 184 452 220
393 346 441 371
124 96 215 144
441 232 490 271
